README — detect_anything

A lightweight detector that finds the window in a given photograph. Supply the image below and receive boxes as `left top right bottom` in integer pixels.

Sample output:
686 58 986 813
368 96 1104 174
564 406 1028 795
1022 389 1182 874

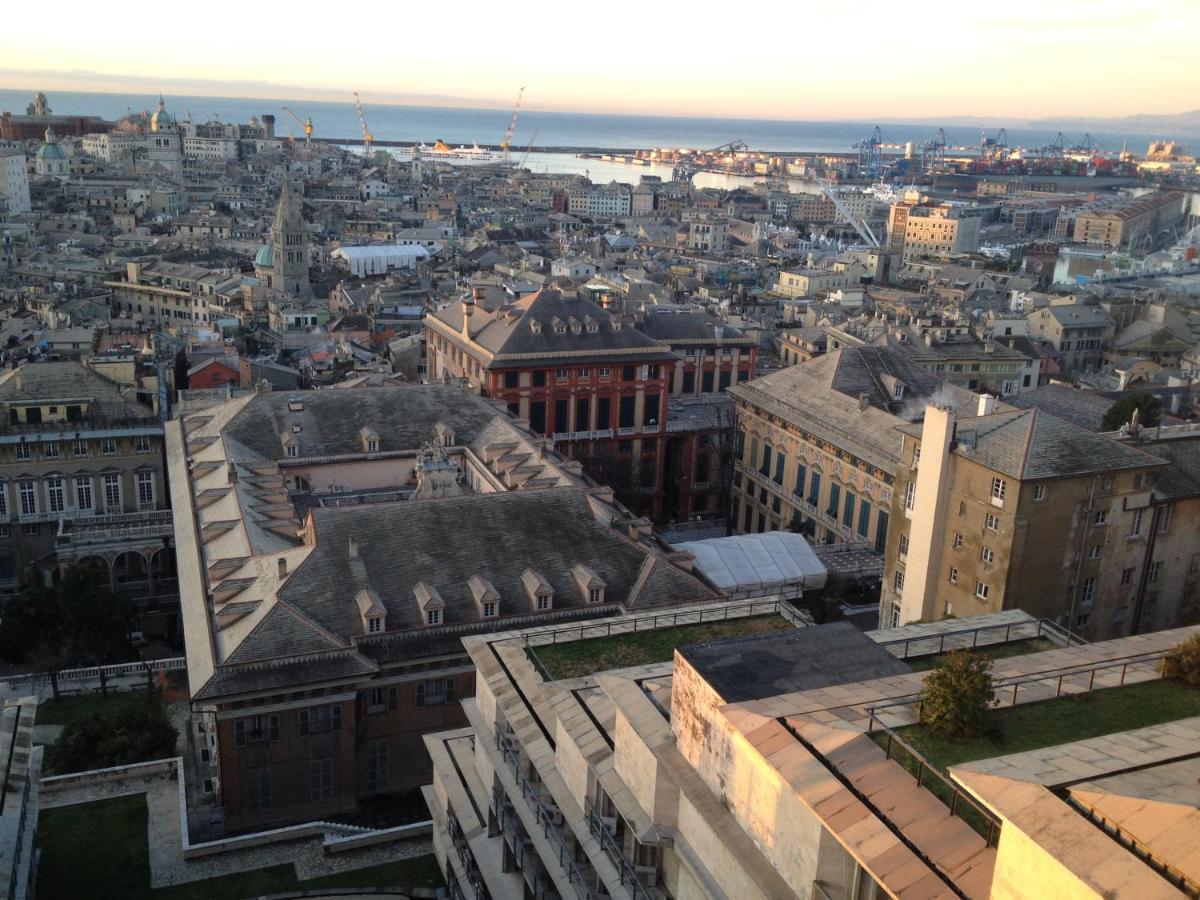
17 481 35 517
981 547 994 565
134 436 151 453
773 450 785 486
898 533 909 557
533 370 547 387
14 444 29 461
588 587 603 604
957 500 967 517
367 740 389 793
555 369 569 381
1120 567 1136 586
368 615 382 633
1088 544 1102 560
426 608 441 626
416 678 455 707
310 758 334 802
949 566 958 584
72 439 87 457
577 368 589 378
234 715 279 746
1158 504 1173 533
990 477 1006 505
598 367 611 378
622 366 636 381
893 571 904 592
953 532 963 549
504 371 519 389
482 601 497 618
985 513 999 531
245 768 271 812
911 447 921 469
366 439 378 453
1033 484 1047 502
828 483 841 517
0 485 6 519
537 595 550 611
1094 510 1109 526
1129 509 1143 537
101 438 116 455
1148 561 1162 583
46 478 65 514
43 443 60 460
103 474 121 511
1080 577 1095 608
22 523 37 536
299 704 342 735
904 481 916 511
137 472 155 508
286 444 298 458
975 581 990 601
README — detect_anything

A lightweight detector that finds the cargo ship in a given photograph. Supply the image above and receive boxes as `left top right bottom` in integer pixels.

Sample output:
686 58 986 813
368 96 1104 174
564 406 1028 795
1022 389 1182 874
391 139 505 164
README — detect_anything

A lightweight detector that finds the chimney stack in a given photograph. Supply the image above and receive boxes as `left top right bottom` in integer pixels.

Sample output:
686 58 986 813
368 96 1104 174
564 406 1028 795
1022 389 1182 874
277 557 288 578
349 537 359 559
858 392 871 412
977 394 997 417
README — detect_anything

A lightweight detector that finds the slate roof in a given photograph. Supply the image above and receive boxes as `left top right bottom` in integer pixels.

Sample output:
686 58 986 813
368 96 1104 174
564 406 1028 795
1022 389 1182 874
431 288 674 367
278 486 717 640
904 408 1166 480
0 361 155 430
637 313 755 345
1134 437 1200 500
222 384 498 461
1033 305 1114 329
678 621 911 703
1009 384 1117 432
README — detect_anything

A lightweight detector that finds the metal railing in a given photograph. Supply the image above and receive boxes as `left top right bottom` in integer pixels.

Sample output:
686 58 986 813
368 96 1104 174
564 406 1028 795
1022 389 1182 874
0 656 185 689
447 809 492 900
585 798 653 900
876 617 1082 661
519 598 812 648
496 729 609 900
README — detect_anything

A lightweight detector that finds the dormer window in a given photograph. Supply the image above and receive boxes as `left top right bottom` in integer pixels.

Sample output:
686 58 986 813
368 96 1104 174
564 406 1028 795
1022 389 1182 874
893 383 905 400
468 575 500 619
368 616 383 633
286 445 298 458
584 316 599 333
360 426 381 454
356 587 387 636
521 568 554 612
552 317 566 335
414 581 445 627
572 564 606 605
529 319 542 335
288 397 304 412
434 422 455 447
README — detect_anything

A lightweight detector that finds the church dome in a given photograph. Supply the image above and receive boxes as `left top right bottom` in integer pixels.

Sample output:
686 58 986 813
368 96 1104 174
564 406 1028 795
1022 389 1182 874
36 128 66 161
254 244 275 268
150 95 175 132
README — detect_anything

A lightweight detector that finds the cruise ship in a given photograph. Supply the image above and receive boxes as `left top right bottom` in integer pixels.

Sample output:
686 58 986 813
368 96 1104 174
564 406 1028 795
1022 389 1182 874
391 139 505 164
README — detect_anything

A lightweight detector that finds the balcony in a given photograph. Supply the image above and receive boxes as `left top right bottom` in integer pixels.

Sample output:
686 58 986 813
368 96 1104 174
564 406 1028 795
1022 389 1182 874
585 798 656 900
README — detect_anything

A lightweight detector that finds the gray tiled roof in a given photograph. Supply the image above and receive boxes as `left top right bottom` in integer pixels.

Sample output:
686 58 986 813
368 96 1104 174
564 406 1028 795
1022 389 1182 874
0 361 155 429
432 289 674 365
222 384 498 460
1009 385 1116 432
637 314 754 344
941 409 1165 480
194 649 377 700
224 602 344 664
278 486 717 640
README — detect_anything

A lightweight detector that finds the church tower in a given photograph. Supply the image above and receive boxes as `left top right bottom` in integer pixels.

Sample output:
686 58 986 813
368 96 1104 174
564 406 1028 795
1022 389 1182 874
146 95 183 180
268 180 311 297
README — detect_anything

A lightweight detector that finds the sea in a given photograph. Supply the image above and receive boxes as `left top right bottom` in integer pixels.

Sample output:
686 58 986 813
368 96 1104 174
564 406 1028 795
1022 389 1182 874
2 88 1192 190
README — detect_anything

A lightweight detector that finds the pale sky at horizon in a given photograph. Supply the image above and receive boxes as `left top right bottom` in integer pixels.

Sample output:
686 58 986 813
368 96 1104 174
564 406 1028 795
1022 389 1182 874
2 0 1197 120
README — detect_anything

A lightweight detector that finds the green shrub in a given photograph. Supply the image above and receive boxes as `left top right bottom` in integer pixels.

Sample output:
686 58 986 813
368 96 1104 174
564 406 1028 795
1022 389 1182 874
47 691 178 774
919 650 995 739
1161 633 1200 687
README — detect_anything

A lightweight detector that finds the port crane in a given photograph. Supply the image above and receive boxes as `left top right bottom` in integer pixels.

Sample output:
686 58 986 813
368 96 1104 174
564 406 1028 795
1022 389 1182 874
671 140 749 183
281 107 313 143
818 180 881 249
501 86 525 164
980 127 1009 163
921 128 948 176
353 92 375 156
854 126 887 177
516 129 541 170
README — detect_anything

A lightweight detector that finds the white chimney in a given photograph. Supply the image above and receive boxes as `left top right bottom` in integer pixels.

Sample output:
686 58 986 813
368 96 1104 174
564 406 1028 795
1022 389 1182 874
977 394 997 416
349 537 359 559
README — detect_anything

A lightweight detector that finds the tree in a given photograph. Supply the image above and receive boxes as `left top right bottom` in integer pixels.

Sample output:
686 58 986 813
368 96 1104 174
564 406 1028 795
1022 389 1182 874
919 651 996 739
1102 394 1161 432
47 691 178 774
1161 633 1200 687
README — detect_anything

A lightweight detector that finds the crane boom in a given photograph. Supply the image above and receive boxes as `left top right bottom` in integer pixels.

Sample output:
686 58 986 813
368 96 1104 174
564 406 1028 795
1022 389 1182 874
516 129 540 169
281 107 313 143
501 86 525 163
353 92 374 156
671 140 748 183
819 182 880 248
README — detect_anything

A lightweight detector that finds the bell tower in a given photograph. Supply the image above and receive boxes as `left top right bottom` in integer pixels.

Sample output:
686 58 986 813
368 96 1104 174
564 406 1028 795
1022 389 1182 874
269 179 311 298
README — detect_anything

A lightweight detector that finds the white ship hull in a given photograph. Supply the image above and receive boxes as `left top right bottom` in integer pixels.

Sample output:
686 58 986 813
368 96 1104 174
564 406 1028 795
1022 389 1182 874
390 143 505 165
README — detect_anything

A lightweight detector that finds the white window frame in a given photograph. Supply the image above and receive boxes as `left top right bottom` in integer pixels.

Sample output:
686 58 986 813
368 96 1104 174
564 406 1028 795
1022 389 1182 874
1033 484 1046 502
134 436 152 453
74 477 93 513
975 581 990 600
103 473 122 512
72 439 88 457
43 443 60 460
14 444 30 461
426 608 441 626
46 477 65 514
136 471 155 509
100 438 117 455
990 477 1006 506
985 513 999 531
949 566 958 584
17 481 36 517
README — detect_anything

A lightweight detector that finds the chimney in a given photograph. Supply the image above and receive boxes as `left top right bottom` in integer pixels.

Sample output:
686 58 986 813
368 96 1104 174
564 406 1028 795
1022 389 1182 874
858 392 871 411
349 537 359 559
977 394 997 416
277 557 288 578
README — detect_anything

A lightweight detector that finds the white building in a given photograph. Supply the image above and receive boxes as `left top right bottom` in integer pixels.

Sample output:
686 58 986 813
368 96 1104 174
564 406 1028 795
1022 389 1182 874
0 145 30 215
331 244 430 277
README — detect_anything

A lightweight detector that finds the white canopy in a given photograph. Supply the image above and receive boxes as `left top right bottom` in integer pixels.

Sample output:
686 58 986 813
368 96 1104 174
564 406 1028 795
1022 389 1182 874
331 244 430 277
676 531 827 598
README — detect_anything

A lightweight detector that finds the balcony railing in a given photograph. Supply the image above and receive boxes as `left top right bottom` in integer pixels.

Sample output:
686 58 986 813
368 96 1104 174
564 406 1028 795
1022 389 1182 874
496 729 609 900
585 798 654 900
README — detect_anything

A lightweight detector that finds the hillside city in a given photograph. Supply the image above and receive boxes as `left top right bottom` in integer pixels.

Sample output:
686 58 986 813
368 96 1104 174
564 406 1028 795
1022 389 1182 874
0 88 1199 899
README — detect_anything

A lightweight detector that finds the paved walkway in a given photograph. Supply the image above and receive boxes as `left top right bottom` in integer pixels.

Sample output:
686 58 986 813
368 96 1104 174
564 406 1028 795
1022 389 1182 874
41 770 432 889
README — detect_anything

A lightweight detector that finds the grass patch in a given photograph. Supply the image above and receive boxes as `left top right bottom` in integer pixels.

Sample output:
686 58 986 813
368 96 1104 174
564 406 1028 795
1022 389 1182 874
37 795 443 900
37 691 152 729
904 637 1059 672
877 679 1200 775
531 614 794 680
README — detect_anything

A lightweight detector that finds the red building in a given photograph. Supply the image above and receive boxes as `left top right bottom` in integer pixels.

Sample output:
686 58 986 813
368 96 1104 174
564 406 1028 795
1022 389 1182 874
187 357 241 390
426 289 757 523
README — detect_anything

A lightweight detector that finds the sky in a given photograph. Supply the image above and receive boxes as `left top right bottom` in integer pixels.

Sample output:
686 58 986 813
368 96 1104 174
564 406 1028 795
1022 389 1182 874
2 0 1198 120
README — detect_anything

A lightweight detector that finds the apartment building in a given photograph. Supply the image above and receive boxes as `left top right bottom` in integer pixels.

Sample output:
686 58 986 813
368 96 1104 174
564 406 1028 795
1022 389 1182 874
425 608 1200 900
876 324 1038 394
1025 303 1115 372
169 384 717 830
684 218 728 254
1073 190 1185 248
880 402 1181 639
728 346 977 550
886 200 982 259
0 362 177 639
774 267 857 299
566 181 633 219
0 145 30 215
